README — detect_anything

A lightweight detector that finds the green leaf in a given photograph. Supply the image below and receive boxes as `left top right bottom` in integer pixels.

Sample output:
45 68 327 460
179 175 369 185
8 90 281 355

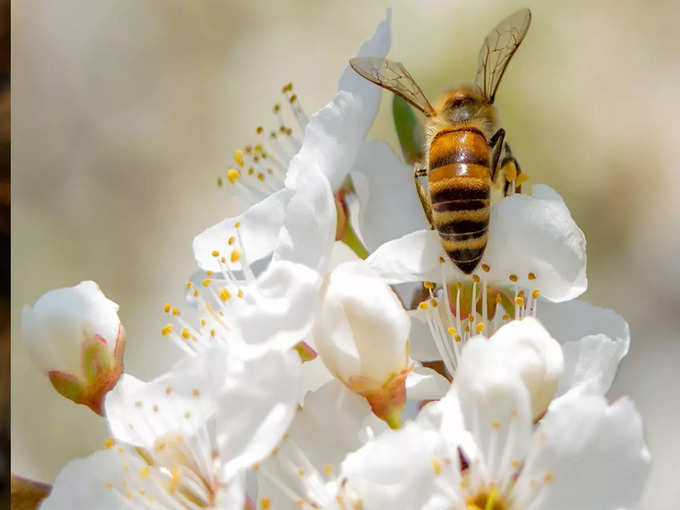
392 95 425 164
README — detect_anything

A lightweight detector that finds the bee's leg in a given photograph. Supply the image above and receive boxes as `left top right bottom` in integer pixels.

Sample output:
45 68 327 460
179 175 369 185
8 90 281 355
414 165 434 229
500 142 524 196
488 128 506 183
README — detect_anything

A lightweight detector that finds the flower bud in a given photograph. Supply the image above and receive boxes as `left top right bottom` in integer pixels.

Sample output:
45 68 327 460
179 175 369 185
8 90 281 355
21 281 125 415
313 261 410 428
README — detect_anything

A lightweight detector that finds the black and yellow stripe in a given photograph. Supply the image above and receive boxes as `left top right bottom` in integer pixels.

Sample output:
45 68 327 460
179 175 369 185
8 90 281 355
428 128 491 274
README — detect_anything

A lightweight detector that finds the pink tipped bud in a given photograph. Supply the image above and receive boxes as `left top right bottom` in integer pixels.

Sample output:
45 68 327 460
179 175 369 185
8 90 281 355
21 281 125 415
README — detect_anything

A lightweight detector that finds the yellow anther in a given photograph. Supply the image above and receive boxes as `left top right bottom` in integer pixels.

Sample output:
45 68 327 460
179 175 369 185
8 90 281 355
206 270 214 276
424 281 435 289
210 329 216 338
515 296 525 307
285 128 293 136
104 437 115 449
289 94 297 103
234 221 241 228
516 173 530 185
202 278 211 287
228 236 235 245
248 167 254 175
492 420 500 430
469 315 475 323
544 472 553 483
256 126 263 135
256 172 265 181
255 144 263 152
200 319 206 326
496 293 503 304
161 324 174 336
282 82 293 93
431 458 442 475
139 467 150 478
481 263 490 272
472 274 480 283
297 469 305 477
505 161 518 181
231 249 241 263
448 327 457 336
170 465 180 484
237 289 244 298
181 328 191 340
193 289 199 297
262 499 271 509
220 256 226 263
211 250 219 257
455 334 462 342
163 303 171 313
172 307 180 316
234 150 244 167
509 274 518 282
186 281 193 289
528 272 536 280
418 301 429 310
273 103 281 113
475 323 485 334
518 290 525 298
217 177 223 187
105 482 113 489
323 464 333 474
532 289 540 299
430 298 438 307
226 168 240 184
219 287 231 302
502 314 510 321
439 256 445 263
245 145 252 153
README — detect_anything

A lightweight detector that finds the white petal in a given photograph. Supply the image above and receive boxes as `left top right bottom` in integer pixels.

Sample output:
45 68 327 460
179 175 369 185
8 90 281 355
299 356 335 402
366 229 442 284
296 379 386 468
341 422 441 510
538 298 630 345
485 185 587 302
41 450 143 509
515 386 650 510
558 334 628 396
457 337 533 482
193 188 292 272
352 141 427 251
328 240 361 272
286 10 391 190
231 260 322 353
405 363 450 401
275 166 336 273
490 318 564 421
105 356 222 448
217 349 301 481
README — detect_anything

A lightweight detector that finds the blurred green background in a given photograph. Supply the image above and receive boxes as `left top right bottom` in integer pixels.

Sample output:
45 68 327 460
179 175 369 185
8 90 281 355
12 1 680 507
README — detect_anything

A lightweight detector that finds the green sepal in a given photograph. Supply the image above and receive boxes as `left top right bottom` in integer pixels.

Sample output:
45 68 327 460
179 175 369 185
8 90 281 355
48 371 84 403
392 95 425 164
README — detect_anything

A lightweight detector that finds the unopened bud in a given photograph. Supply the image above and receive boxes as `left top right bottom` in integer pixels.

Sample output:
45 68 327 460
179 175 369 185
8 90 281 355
21 281 125 415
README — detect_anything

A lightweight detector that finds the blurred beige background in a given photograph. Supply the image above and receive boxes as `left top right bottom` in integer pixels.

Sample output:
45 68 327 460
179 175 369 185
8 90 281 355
12 0 680 508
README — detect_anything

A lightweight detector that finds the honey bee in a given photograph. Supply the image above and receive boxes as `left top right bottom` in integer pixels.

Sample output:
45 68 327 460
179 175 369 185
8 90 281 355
350 8 531 274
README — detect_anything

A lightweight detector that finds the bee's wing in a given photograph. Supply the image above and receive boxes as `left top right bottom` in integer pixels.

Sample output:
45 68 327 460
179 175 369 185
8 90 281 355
350 57 436 116
474 8 531 103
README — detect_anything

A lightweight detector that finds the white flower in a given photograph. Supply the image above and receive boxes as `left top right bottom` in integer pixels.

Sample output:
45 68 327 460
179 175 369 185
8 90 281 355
343 335 650 510
41 346 301 509
193 10 392 275
21 281 125 415
312 261 411 428
255 379 387 510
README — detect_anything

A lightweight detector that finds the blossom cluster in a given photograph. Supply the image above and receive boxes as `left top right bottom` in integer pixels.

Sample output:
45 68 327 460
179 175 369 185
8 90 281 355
20 11 649 510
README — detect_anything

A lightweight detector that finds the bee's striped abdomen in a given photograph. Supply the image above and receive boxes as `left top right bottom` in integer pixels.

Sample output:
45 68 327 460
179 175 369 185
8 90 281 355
428 129 491 274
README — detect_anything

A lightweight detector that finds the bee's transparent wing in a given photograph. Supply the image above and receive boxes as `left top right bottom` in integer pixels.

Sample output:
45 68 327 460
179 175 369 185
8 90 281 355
350 57 435 116
475 8 531 103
